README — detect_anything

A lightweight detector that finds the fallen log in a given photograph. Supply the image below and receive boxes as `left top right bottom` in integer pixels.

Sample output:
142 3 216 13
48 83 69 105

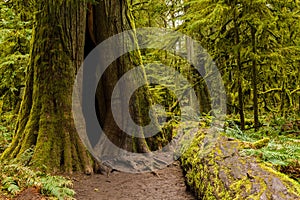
180 129 300 199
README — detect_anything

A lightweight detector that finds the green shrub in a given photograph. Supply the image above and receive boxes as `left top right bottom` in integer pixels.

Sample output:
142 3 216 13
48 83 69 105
0 148 75 199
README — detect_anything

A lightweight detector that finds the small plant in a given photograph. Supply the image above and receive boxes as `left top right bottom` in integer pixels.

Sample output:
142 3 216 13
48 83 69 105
0 148 75 199
40 175 75 200
1 177 20 195
0 116 14 153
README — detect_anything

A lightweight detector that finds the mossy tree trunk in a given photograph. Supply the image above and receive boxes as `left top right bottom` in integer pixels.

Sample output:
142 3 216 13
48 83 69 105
1 0 93 173
2 0 155 173
251 25 259 131
89 0 152 153
233 7 245 131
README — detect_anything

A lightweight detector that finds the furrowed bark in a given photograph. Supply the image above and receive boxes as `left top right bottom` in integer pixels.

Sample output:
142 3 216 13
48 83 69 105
1 0 93 173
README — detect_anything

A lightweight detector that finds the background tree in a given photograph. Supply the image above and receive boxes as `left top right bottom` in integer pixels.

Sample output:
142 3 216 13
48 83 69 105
181 0 300 129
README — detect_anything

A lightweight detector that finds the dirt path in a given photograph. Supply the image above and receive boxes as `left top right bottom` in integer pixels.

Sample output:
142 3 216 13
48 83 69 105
72 162 195 200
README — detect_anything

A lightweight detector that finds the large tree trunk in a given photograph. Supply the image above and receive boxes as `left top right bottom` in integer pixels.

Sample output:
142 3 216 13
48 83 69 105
87 0 152 154
2 0 156 173
1 0 93 173
181 130 300 199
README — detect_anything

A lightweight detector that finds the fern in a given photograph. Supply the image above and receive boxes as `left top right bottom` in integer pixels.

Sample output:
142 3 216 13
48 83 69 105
227 122 300 175
40 176 75 200
0 148 75 199
2 177 20 195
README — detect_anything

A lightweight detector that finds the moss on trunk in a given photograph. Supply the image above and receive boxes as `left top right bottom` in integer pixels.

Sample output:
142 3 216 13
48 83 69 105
1 0 92 173
91 0 153 153
2 0 162 173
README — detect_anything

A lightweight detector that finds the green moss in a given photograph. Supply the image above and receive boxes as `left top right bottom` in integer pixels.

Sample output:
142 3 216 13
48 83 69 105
239 169 265 199
259 163 300 195
230 177 252 200
252 138 270 149
132 136 137 152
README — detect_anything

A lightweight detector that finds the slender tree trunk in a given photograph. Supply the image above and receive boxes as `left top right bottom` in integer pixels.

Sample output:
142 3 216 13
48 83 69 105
233 8 245 130
251 26 259 131
1 0 93 173
186 37 211 113
280 80 286 116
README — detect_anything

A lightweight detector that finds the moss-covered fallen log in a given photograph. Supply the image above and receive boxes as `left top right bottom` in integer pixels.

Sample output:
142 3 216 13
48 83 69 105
180 129 300 199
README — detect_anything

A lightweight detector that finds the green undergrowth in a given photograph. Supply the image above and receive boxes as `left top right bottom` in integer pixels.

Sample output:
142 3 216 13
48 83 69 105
225 116 300 183
0 148 75 200
0 112 15 154
0 113 75 200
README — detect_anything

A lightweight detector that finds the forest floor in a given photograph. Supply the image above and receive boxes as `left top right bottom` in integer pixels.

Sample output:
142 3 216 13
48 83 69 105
0 161 195 200
72 161 195 200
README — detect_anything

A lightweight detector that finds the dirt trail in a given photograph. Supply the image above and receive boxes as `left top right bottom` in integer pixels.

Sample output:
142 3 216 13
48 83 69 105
72 162 195 200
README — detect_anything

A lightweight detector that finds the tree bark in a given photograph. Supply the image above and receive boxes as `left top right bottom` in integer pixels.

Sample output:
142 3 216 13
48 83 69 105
2 0 158 173
90 0 152 153
251 26 259 131
233 8 245 130
1 0 93 173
